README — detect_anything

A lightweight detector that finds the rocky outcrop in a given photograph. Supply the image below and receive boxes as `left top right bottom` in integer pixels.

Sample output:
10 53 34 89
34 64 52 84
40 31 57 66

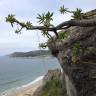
33 69 64 96
48 9 96 96
43 68 62 85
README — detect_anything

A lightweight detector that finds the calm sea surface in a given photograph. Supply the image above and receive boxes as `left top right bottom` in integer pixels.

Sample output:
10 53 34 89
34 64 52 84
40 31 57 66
0 56 60 94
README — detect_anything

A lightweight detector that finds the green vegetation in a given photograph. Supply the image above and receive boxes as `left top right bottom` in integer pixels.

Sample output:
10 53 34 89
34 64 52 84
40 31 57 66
59 5 69 14
6 4 96 96
6 6 87 49
58 31 67 40
37 12 53 27
72 42 81 55
10 50 51 57
59 6 86 20
39 43 47 49
72 8 83 20
37 76 66 96
37 12 53 39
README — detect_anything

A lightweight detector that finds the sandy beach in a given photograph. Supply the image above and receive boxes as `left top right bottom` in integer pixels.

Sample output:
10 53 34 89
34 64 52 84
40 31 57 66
1 76 43 96
16 81 41 96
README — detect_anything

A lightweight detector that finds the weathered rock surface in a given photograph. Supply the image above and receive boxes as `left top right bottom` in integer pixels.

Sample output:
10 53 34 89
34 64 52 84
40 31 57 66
43 68 61 85
33 69 63 96
48 9 96 96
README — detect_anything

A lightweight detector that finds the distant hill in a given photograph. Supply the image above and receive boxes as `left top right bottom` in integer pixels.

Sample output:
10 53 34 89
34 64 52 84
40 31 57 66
9 50 51 57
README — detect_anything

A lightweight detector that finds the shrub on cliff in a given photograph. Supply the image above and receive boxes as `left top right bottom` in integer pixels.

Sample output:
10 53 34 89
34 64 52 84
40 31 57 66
37 75 66 96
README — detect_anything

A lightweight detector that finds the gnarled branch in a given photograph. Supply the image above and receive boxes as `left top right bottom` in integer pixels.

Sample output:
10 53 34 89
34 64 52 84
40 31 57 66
6 15 96 39
56 18 96 29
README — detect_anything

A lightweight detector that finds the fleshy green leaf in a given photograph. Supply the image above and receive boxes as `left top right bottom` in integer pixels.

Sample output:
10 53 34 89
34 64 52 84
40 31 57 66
59 5 68 14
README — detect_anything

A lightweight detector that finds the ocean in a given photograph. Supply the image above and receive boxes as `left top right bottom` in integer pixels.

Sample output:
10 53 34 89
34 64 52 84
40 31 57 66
0 56 60 95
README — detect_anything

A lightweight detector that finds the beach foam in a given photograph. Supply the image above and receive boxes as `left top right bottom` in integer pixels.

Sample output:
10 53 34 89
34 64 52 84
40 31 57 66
0 76 44 96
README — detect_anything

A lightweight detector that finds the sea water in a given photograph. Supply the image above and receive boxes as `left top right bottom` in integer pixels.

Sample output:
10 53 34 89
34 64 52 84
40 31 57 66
0 56 60 95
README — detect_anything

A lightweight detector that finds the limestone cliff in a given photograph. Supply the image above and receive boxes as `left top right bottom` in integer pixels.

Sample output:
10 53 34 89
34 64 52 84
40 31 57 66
48 9 96 96
33 69 66 96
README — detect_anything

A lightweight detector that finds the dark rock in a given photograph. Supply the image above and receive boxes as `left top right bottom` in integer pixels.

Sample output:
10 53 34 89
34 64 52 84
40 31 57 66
48 9 96 96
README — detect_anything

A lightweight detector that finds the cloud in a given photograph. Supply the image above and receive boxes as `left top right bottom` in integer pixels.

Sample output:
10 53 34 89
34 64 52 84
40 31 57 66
0 0 96 55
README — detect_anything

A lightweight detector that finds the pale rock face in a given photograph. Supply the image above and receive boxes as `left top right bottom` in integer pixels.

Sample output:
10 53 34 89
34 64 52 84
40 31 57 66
65 74 77 96
48 9 96 96
43 68 61 85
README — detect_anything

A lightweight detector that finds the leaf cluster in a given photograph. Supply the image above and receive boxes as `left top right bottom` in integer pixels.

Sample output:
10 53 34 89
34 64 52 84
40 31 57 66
59 5 68 14
6 14 34 34
6 14 15 27
37 12 53 39
39 43 47 49
59 6 86 20
58 31 67 39
37 11 53 27
6 6 87 50
72 8 83 20
26 21 33 29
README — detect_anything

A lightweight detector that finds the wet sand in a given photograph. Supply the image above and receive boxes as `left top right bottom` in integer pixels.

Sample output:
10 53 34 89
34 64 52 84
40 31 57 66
2 77 43 96
16 79 42 96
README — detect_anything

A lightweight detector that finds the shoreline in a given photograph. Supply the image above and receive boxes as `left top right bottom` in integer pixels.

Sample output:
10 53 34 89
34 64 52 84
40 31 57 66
1 76 44 96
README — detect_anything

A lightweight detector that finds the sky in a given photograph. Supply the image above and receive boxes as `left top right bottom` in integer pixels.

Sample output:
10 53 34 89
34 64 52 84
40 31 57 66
0 0 96 56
